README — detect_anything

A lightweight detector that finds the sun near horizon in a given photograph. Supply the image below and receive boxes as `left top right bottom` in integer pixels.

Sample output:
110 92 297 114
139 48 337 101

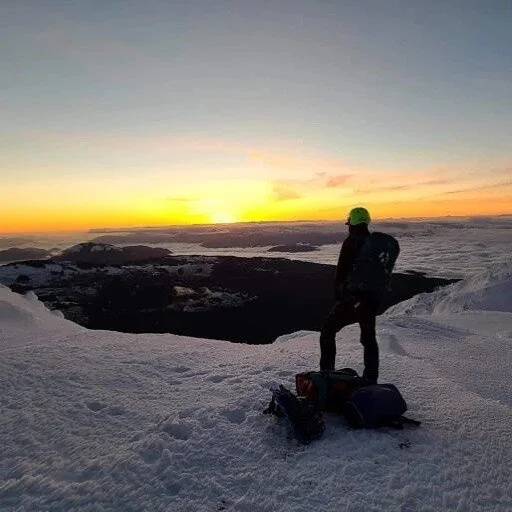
2 187 512 235
3 156 512 235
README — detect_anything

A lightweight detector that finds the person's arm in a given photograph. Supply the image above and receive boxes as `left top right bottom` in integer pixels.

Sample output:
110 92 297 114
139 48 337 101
334 237 355 299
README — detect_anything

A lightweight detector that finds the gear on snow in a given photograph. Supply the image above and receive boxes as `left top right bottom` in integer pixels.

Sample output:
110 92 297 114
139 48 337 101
263 385 325 444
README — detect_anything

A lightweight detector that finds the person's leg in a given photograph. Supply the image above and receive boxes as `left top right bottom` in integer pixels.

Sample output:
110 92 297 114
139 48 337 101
319 299 356 371
357 296 380 383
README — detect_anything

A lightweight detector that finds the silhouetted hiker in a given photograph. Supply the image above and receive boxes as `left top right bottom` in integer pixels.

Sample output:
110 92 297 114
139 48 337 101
319 207 399 384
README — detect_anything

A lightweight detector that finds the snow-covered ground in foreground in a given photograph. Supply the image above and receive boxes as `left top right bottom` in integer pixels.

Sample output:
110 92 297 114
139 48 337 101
1 263 512 511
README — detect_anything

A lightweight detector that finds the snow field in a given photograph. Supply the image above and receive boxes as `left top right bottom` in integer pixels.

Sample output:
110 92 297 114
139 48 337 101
1 265 512 511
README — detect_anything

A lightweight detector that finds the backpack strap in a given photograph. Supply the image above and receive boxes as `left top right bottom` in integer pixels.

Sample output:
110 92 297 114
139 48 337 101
385 416 422 429
400 416 421 427
309 372 330 410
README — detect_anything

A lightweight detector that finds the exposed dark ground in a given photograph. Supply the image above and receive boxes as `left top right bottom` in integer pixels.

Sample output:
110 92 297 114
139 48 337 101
4 254 459 344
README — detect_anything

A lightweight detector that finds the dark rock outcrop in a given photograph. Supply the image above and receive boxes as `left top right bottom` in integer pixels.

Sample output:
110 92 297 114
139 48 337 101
0 255 458 344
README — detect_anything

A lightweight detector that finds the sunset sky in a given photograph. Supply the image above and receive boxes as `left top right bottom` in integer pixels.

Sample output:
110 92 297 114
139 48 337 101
1 0 511 233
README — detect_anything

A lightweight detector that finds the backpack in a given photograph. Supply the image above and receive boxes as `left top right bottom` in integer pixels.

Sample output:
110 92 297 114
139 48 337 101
264 385 325 444
345 232 400 294
343 384 421 429
295 368 366 412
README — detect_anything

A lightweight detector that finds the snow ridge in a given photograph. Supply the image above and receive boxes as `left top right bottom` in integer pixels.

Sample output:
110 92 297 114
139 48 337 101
0 285 82 336
386 260 512 315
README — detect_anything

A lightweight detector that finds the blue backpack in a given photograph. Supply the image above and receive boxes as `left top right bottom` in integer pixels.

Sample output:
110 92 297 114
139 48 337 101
343 384 420 429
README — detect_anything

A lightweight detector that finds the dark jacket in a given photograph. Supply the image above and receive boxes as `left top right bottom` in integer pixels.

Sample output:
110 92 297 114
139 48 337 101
334 223 370 299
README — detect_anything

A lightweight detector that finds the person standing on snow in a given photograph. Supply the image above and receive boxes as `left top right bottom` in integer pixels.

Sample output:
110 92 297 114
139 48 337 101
319 207 397 384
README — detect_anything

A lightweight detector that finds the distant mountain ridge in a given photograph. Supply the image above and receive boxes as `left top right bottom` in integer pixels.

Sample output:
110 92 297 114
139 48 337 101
54 242 172 264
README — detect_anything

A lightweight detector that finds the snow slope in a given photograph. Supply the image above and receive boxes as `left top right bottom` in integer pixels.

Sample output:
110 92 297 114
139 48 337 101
1 265 512 511
386 260 512 315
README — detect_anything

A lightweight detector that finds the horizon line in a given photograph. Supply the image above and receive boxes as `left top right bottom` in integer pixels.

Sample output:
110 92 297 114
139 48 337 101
2 212 512 236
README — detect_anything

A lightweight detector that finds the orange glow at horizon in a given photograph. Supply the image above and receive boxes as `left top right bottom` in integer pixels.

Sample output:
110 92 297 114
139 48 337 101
2 168 511 234
2 193 511 234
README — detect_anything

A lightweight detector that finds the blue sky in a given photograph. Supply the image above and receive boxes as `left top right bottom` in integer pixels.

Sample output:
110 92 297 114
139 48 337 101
1 0 511 231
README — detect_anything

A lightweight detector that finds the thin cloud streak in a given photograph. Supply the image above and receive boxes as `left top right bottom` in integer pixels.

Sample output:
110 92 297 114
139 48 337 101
248 149 357 176
272 184 301 201
353 177 454 194
437 180 512 197
326 174 353 188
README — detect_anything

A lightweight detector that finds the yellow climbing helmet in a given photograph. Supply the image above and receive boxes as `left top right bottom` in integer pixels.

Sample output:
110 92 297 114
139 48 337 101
346 207 371 226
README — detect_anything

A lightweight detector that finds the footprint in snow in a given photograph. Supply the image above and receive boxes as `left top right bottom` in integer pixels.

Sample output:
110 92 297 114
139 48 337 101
387 334 408 356
399 439 411 450
139 436 164 464
162 422 192 440
222 408 246 424
86 401 107 412
173 365 191 373
107 406 125 416
163 481 181 496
